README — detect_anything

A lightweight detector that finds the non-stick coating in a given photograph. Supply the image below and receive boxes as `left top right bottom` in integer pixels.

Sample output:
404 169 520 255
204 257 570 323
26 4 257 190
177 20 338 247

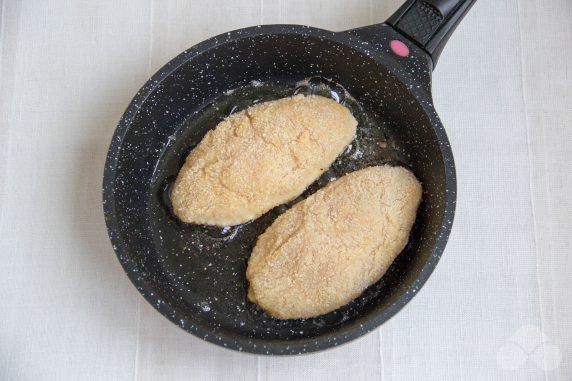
103 25 456 355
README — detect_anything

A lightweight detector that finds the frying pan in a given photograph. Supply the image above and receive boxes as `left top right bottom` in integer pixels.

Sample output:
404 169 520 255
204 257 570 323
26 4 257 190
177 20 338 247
103 0 475 355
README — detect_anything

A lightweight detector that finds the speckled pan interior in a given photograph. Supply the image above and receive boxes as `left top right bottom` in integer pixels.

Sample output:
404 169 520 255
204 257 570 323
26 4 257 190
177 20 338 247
103 24 456 355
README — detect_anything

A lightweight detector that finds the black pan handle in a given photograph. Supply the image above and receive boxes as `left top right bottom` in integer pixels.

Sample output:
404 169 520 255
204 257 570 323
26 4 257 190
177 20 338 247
387 0 476 65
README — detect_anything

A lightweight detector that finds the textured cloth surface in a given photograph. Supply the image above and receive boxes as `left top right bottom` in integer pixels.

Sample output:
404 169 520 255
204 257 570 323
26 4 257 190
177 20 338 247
1 0 571 380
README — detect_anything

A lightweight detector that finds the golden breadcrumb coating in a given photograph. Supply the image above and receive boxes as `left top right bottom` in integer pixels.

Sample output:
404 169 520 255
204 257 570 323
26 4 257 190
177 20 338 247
246 165 422 319
171 95 357 226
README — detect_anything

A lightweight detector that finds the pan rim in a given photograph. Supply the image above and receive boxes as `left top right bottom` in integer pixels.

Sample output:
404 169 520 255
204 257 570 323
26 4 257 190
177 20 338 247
102 23 457 355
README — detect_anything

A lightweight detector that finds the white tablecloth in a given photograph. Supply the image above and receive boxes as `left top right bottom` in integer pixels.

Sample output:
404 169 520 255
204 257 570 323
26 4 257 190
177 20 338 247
1 0 571 380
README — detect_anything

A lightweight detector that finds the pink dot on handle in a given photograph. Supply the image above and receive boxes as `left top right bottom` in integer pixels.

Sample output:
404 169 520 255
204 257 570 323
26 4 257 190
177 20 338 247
390 40 410 57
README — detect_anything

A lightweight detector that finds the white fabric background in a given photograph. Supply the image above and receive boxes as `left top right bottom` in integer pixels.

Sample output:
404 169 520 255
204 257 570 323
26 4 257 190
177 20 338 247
1 0 571 380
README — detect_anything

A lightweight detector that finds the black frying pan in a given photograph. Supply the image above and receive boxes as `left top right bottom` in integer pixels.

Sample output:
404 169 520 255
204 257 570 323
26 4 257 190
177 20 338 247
103 0 475 355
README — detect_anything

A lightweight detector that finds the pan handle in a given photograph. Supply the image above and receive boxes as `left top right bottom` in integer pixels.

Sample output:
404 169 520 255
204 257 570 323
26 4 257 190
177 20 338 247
387 0 476 66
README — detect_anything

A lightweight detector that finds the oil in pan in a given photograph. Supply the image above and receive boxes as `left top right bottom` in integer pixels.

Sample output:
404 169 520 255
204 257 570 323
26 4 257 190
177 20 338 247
151 76 412 338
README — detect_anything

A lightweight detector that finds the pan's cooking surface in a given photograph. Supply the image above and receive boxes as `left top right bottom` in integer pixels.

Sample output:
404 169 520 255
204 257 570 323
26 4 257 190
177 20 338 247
147 77 415 348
